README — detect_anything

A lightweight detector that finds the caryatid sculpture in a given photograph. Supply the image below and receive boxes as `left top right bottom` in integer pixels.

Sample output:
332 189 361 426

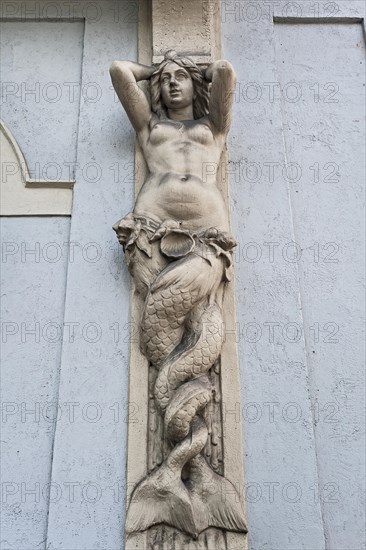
111 50 247 539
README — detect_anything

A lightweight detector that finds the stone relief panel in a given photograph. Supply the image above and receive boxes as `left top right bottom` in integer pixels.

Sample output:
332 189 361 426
111 50 247 546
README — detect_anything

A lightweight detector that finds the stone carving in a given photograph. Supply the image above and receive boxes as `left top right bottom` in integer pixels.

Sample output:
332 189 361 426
111 51 247 540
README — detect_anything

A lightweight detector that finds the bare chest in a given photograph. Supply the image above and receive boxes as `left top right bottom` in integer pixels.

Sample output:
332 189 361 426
148 119 215 147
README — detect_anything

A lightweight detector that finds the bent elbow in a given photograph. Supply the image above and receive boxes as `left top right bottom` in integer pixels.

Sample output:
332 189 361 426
110 60 122 77
216 60 235 73
109 60 131 77
214 60 236 86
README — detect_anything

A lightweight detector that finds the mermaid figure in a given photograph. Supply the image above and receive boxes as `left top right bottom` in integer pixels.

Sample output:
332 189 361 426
111 50 247 539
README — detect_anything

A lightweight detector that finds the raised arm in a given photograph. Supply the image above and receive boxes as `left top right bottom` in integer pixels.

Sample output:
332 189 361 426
205 60 236 135
110 60 155 135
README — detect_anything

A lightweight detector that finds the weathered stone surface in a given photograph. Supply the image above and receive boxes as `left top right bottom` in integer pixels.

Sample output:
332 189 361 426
111 49 247 543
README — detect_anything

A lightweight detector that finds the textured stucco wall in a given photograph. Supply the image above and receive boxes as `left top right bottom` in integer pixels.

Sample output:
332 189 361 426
1 217 70 547
1 2 137 548
222 2 365 549
1 20 84 181
43 5 138 548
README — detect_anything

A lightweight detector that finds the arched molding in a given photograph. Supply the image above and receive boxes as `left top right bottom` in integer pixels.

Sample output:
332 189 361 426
0 119 74 216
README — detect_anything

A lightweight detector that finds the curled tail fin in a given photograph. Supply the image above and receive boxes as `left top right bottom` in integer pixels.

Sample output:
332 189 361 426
189 456 248 534
126 418 208 538
126 419 246 538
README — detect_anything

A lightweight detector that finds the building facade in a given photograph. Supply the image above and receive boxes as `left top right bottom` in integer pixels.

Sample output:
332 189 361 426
1 1 365 548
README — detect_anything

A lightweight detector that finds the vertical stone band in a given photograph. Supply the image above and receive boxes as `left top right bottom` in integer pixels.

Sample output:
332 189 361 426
124 1 247 548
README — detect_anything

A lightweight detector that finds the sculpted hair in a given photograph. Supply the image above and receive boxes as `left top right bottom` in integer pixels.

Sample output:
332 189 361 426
150 50 210 119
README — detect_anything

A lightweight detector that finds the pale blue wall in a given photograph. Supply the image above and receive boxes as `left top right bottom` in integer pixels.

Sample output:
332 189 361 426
1 2 137 548
1 217 70 547
222 3 365 549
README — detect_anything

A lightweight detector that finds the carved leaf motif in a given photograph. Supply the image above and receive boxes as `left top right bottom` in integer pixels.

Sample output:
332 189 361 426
112 212 135 247
136 230 152 258
201 228 237 251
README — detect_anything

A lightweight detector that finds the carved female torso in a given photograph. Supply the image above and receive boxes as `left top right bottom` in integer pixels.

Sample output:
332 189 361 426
110 54 235 232
135 115 228 229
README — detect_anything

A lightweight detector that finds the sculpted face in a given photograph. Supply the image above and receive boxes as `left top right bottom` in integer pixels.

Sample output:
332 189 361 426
160 62 195 111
